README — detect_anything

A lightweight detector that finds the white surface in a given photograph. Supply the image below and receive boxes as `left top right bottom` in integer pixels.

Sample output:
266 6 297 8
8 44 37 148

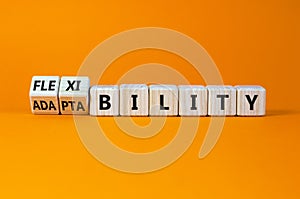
120 84 148 116
207 85 236 116
178 85 207 116
59 76 90 114
149 85 178 116
235 85 266 116
89 85 119 116
29 76 60 114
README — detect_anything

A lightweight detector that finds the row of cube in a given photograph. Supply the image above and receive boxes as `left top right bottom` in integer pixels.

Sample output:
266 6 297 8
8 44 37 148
29 76 266 116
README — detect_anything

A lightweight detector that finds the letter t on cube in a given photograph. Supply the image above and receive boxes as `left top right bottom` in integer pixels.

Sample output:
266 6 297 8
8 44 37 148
207 85 236 116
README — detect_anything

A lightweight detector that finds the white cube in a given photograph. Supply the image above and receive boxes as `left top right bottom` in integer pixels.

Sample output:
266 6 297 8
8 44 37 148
149 85 178 116
120 84 148 116
29 76 60 114
207 85 236 116
178 85 207 116
236 85 266 116
59 76 90 114
89 85 119 116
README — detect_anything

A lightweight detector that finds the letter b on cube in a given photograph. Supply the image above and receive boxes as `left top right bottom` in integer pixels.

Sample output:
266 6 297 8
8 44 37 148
89 85 119 116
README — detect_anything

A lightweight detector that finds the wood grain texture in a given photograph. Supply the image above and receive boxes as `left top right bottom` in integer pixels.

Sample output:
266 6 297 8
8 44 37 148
149 85 178 116
29 76 60 114
29 78 267 117
235 85 266 116
89 85 119 116
59 76 90 114
120 84 148 116
207 85 236 116
178 85 207 116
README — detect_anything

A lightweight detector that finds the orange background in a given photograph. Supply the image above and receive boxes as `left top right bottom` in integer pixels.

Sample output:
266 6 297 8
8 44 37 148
0 0 299 198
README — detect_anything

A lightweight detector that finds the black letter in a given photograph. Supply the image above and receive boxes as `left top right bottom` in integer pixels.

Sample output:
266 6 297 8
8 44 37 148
69 101 75 111
190 95 197 110
61 101 68 111
41 81 47 91
216 95 229 110
131 95 138 110
75 81 81 91
40 100 48 110
245 95 258 110
77 101 85 111
48 80 56 91
49 101 56 110
66 80 81 91
160 95 169 110
33 100 41 110
66 80 75 91
33 80 41 91
99 95 111 110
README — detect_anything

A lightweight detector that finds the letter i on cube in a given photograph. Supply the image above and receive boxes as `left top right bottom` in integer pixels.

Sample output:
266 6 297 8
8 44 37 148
30 75 267 117
178 85 207 116
58 76 90 114
120 84 148 116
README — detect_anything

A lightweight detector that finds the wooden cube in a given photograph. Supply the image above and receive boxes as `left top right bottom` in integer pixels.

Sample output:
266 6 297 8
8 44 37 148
59 76 90 114
207 85 236 116
235 85 266 116
29 76 60 114
178 85 207 116
149 85 178 116
120 84 148 116
89 85 119 116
